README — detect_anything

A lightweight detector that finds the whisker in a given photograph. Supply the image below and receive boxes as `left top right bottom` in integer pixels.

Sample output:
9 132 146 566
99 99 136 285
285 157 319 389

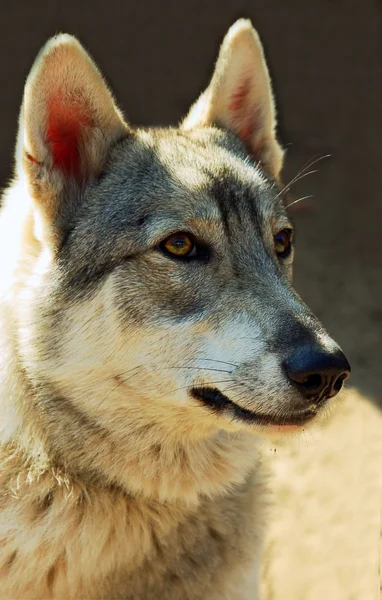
74 362 238 399
198 358 239 368
157 374 267 399
298 153 331 171
92 365 236 410
285 194 314 209
94 365 143 411
292 154 332 179
275 169 318 199
109 363 233 381
275 154 331 200
165 366 233 374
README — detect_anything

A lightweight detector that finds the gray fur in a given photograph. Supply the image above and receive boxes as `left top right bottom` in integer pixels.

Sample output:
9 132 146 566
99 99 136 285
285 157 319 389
0 22 350 599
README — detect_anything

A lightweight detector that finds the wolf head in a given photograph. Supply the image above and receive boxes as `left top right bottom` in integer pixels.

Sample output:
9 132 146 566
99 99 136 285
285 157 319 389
1 20 349 502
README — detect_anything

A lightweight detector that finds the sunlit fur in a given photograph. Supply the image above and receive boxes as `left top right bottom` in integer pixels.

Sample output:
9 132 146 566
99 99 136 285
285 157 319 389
0 19 345 599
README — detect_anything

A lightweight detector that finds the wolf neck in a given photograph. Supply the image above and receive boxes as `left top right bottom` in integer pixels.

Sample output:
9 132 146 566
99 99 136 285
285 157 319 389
0 316 261 593
0 351 259 506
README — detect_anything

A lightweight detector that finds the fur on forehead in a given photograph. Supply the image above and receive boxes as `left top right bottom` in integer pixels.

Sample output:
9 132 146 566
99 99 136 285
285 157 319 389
136 127 270 190
83 127 275 220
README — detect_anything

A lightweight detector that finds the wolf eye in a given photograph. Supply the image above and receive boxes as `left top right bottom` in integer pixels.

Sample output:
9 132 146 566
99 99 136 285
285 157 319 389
160 233 198 259
274 228 293 258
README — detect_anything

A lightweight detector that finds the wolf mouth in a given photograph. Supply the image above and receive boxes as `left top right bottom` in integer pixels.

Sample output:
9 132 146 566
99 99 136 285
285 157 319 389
191 387 316 427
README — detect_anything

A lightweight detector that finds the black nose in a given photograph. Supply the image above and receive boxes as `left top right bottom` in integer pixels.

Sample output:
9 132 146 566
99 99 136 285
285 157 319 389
284 345 351 401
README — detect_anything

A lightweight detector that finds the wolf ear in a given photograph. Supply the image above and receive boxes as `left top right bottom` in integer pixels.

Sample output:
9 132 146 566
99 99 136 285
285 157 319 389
182 19 284 179
18 34 129 246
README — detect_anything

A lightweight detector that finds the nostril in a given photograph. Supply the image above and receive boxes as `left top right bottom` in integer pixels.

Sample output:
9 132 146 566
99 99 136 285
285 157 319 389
303 373 322 391
333 374 346 393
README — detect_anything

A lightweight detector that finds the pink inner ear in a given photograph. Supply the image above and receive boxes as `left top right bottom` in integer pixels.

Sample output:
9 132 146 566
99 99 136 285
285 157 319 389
228 77 255 143
47 94 92 176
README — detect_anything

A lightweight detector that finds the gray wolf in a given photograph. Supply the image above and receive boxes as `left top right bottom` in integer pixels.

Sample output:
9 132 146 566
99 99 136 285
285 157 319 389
0 18 350 599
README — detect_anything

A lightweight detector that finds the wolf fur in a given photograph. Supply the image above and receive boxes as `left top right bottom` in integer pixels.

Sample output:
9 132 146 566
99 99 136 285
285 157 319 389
0 19 347 599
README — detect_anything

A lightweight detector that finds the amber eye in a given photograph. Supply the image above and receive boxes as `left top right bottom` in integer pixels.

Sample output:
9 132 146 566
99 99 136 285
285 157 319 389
160 233 197 259
274 228 293 258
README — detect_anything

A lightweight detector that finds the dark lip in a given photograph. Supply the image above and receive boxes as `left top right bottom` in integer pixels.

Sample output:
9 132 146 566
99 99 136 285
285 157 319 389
191 386 316 427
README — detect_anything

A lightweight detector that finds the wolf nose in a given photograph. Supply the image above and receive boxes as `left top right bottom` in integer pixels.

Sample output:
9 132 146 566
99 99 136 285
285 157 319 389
284 345 350 401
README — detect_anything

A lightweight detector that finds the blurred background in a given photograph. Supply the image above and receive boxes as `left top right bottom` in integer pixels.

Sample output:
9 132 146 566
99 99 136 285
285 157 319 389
0 1 381 598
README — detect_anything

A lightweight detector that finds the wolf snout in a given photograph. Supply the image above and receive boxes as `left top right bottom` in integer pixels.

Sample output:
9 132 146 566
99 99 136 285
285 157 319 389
283 344 350 402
